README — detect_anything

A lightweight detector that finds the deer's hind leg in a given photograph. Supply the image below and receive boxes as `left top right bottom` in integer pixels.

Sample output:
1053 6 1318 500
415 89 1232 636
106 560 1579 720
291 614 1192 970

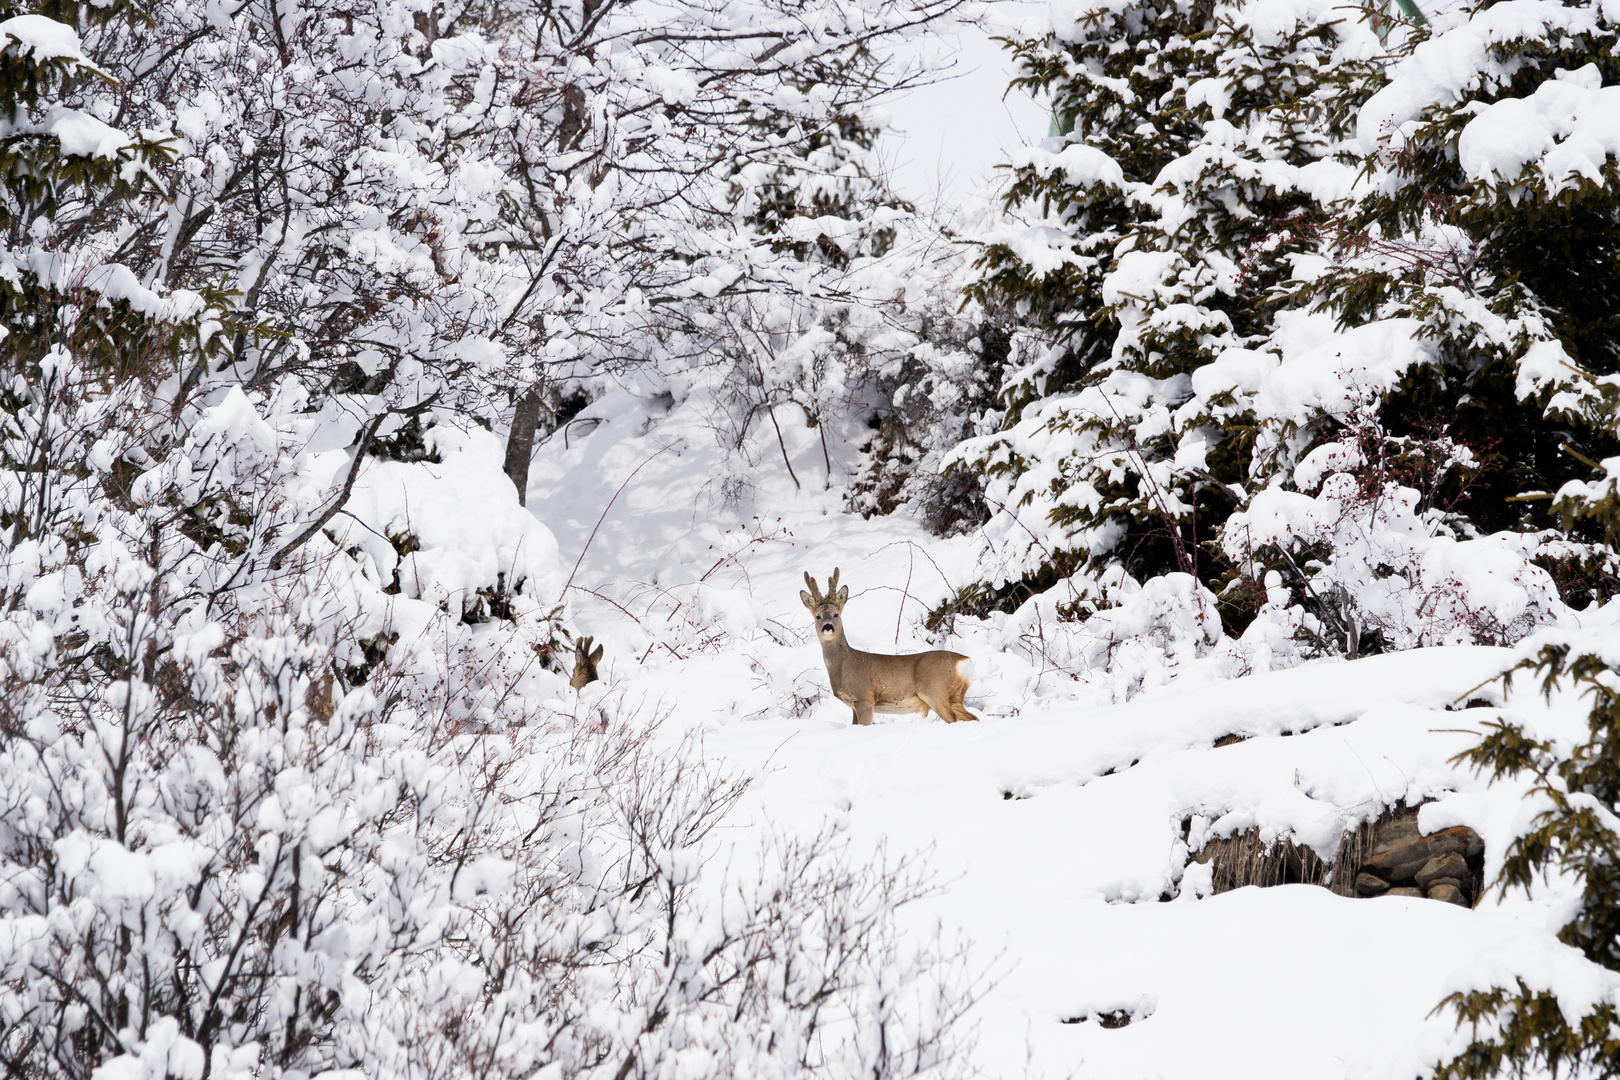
945 684 979 723
919 689 961 724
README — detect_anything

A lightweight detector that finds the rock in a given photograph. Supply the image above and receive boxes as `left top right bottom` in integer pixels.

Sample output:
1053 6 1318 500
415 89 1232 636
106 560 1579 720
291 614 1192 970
1386 886 1423 897
1355 872 1390 897
1435 825 1485 859
1416 851 1470 890
1426 876 1467 895
1364 825 1484 882
1369 817 1422 857
1427 883 1469 907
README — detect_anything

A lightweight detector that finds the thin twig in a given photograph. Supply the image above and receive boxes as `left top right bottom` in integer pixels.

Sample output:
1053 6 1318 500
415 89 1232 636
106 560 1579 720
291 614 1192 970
873 539 954 596
569 585 646 625
562 440 684 597
1097 390 1196 578
895 545 914 648
767 402 800 491
816 410 833 490
1561 442 1603 470
269 413 386 570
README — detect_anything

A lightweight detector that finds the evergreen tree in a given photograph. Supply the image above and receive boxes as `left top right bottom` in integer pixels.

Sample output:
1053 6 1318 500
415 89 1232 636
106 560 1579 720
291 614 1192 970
0 2 231 390
951 0 1620 653
1294 0 1620 577
1 1 236 553
1432 376 1620 1076
1209 0 1620 651
956 0 1384 606
1438 627 1620 1079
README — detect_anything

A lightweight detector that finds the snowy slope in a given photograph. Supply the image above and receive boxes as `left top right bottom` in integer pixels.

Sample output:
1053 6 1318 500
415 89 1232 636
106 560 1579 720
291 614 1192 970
522 384 1611 1080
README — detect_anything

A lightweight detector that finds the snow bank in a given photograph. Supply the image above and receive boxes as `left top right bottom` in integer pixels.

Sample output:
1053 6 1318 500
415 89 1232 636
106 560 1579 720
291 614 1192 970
331 422 562 621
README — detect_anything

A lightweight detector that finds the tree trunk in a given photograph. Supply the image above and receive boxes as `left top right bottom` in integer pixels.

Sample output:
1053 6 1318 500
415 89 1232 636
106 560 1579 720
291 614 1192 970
504 385 543 507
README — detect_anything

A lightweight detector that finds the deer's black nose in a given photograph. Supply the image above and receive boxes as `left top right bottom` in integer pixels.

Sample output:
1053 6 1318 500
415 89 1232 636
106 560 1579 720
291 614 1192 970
821 624 834 633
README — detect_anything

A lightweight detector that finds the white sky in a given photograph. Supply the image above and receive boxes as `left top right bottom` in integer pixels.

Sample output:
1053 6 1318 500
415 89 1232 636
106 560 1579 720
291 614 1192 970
876 8 1050 211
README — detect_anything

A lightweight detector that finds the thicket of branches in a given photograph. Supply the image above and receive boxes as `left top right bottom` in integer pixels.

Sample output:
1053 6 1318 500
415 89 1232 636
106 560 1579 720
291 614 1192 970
0 0 989 1075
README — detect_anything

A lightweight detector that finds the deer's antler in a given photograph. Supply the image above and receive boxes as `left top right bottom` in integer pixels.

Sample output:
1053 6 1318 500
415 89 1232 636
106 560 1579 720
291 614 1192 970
804 571 824 603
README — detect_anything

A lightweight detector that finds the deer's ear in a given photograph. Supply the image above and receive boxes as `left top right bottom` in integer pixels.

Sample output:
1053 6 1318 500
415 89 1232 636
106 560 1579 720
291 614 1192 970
590 644 604 663
835 586 849 606
800 590 816 610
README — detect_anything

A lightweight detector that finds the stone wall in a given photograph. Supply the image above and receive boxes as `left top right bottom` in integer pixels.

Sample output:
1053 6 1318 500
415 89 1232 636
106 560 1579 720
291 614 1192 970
1189 802 1484 907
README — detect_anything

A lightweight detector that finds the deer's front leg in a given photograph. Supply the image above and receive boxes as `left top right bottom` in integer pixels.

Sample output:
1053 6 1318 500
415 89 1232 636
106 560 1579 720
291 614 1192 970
852 700 874 727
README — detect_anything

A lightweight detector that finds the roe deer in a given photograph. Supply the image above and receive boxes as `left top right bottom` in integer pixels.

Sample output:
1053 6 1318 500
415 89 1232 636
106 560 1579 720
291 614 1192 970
571 636 603 690
800 568 978 726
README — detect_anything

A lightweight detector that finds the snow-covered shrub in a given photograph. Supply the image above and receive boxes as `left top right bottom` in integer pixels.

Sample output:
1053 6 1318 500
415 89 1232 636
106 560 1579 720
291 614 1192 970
0 566 404 1080
995 569 1226 701
0 301 415 1078
333 422 562 625
1225 397 1566 655
0 558 980 1080
846 299 1013 535
0 9 985 1077
0 337 978 1080
1231 477 1565 654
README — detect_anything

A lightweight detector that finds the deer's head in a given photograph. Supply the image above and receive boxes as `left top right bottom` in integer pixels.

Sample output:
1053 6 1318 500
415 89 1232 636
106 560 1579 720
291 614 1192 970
571 635 604 690
800 569 849 644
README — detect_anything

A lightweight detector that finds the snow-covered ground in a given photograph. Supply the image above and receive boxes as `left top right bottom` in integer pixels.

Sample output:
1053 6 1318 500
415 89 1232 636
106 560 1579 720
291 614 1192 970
479 383 1609 1079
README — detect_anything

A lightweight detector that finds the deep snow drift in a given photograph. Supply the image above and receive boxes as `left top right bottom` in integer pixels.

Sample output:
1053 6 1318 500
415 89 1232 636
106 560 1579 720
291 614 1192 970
365 380 1619 1079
